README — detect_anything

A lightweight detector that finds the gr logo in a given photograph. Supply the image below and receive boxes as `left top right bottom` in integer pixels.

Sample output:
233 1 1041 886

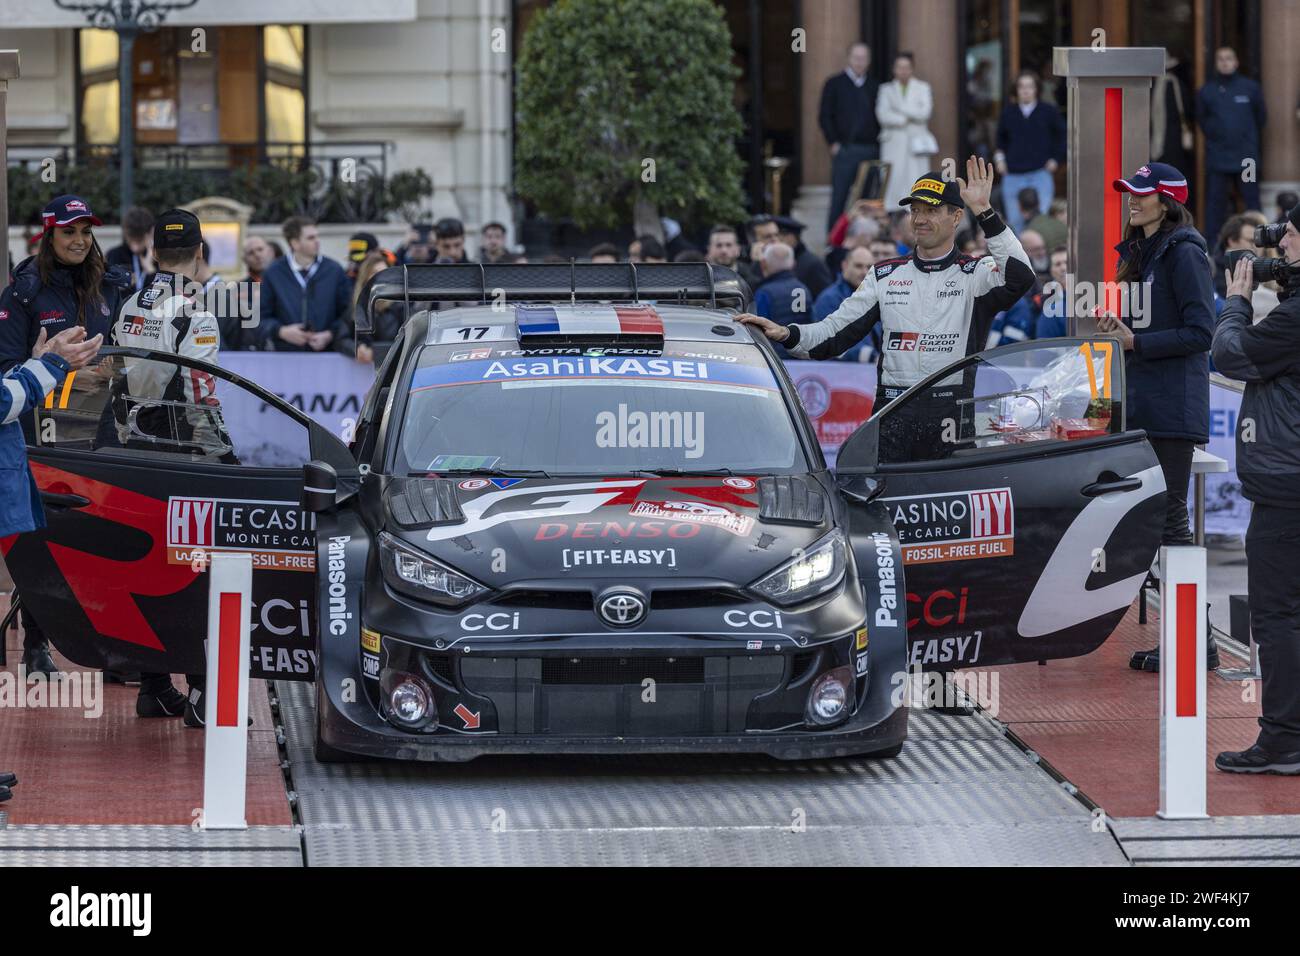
724 609 784 629
459 612 520 632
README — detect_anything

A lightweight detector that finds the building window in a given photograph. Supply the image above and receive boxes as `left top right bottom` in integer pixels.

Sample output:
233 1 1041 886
264 25 306 151
76 25 307 156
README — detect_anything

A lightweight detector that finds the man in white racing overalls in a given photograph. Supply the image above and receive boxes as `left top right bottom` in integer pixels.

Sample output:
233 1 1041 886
111 208 228 459
109 208 227 724
740 157 1035 462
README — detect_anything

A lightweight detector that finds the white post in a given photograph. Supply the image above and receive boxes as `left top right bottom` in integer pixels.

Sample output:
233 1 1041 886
201 551 253 830
1157 545 1209 820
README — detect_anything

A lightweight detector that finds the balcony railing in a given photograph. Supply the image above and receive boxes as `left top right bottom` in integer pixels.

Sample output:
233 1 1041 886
6 141 431 224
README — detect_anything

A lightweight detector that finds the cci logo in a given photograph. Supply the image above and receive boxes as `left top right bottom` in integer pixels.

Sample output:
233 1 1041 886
459 612 519 632
724 609 784 629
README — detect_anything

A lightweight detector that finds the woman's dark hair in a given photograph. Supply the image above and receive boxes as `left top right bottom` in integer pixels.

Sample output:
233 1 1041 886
1115 193 1194 284
37 227 107 322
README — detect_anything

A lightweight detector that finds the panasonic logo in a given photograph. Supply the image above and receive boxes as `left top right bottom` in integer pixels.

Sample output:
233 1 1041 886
327 535 351 636
871 531 899 629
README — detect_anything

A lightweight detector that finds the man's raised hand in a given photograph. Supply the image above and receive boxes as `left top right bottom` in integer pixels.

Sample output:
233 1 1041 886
956 155 994 214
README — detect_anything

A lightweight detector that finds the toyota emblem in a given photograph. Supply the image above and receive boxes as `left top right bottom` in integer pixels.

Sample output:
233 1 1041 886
598 589 646 627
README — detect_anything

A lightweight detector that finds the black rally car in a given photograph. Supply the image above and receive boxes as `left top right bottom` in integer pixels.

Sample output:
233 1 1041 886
6 263 1164 762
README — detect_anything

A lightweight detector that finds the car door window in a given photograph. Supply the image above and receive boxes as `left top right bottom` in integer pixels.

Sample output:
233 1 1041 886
873 339 1124 466
33 350 311 468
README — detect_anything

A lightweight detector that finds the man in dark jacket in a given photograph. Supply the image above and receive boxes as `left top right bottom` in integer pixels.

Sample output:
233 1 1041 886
104 206 154 292
256 216 352 351
994 71 1066 234
819 42 881 231
1210 208 1300 775
776 216 833 299
1197 47 1267 252
753 241 812 359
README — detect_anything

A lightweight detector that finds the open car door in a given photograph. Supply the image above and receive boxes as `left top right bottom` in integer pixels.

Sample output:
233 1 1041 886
1 347 359 681
835 337 1164 670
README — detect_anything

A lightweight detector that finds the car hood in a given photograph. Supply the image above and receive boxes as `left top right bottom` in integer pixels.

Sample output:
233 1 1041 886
381 475 833 589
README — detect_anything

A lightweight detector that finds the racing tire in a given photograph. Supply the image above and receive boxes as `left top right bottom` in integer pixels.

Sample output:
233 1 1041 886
867 743 904 759
313 724 355 763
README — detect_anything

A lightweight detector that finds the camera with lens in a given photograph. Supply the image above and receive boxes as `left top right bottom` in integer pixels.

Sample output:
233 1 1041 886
1225 219 1300 288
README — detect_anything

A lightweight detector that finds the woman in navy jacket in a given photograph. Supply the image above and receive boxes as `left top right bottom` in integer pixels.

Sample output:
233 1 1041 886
0 195 130 675
1098 163 1216 670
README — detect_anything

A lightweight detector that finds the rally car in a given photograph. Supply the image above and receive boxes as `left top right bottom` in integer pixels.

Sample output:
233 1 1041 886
6 262 1164 762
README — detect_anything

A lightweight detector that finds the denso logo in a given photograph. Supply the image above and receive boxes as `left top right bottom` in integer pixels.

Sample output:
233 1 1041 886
887 279 913 287
460 612 520 632
723 609 783 629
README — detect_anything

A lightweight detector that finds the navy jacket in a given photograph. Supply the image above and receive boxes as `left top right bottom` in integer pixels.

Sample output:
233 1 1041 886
256 255 352 350
818 72 881 148
0 353 70 538
1115 225 1214 443
755 269 813 360
0 255 131 373
995 101 1066 173
1197 72 1266 174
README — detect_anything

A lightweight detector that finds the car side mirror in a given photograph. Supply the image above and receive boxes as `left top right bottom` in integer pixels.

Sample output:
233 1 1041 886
838 475 885 504
303 460 339 513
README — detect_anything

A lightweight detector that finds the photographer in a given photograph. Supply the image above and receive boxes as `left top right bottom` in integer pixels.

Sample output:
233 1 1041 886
1211 205 1300 775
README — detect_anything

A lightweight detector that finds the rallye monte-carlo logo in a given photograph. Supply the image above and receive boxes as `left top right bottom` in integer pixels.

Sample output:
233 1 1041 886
167 496 317 571
883 487 1013 565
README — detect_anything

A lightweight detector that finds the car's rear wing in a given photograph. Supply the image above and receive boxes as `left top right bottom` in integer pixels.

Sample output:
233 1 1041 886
358 261 751 333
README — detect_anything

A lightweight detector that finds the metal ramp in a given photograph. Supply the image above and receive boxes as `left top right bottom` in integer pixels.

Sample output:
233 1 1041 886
277 681 1127 866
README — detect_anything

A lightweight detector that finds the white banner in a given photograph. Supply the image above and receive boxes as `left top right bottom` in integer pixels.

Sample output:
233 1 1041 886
219 351 375 465
1205 380 1247 539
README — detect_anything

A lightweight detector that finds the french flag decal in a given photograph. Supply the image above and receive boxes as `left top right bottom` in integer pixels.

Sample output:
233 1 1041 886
515 304 663 339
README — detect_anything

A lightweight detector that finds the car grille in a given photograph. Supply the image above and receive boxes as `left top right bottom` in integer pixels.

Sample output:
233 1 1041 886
541 656 705 685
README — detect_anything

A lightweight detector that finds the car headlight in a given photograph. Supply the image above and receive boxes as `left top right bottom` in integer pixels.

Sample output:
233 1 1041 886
379 532 488 607
749 529 846 606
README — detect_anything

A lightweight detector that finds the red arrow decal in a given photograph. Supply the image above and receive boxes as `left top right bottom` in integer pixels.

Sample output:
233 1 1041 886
453 703 481 729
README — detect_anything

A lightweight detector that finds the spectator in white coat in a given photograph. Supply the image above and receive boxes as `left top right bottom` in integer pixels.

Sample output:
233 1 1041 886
876 53 935 210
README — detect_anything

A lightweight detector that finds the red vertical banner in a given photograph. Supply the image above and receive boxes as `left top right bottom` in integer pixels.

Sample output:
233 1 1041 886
217 591 243 727
1175 582 1198 717
1103 87 1124 314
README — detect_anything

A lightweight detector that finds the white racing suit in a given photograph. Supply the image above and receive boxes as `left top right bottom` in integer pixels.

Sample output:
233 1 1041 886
110 271 230 458
783 209 1035 462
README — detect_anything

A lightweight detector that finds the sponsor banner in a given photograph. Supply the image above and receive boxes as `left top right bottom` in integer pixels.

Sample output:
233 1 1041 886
629 500 754 536
785 361 876 467
1205 380 1247 539
562 547 678 569
409 355 777 392
166 496 316 571
883 487 1014 565
217 352 374 466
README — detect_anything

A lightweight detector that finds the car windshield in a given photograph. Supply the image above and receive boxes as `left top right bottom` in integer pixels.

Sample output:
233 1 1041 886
394 340 807 476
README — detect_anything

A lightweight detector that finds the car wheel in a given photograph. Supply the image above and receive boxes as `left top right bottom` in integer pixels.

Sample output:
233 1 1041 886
868 743 904 759
313 722 355 763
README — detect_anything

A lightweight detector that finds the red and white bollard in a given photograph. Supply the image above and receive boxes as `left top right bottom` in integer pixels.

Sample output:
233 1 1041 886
1157 545 1209 820
201 551 253 830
